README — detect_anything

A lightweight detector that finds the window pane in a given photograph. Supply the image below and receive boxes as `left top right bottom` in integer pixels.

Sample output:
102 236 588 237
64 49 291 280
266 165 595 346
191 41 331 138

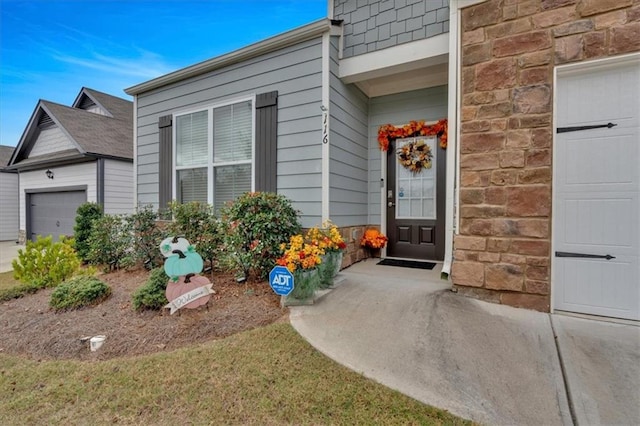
213 101 252 163
176 111 208 167
214 164 251 209
177 168 208 204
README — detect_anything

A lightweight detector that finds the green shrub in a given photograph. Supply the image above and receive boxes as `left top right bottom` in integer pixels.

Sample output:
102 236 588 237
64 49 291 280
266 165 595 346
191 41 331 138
167 202 224 275
0 282 42 302
12 236 81 288
87 214 134 271
128 206 164 269
132 268 169 311
219 192 301 280
74 202 103 262
50 276 111 311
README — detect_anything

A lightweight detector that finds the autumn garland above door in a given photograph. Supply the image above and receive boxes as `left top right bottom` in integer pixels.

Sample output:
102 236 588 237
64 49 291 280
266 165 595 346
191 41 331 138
377 119 448 151
378 120 448 176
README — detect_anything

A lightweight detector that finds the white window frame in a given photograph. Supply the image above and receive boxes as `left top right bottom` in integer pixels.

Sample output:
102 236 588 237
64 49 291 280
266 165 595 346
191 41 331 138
172 95 256 206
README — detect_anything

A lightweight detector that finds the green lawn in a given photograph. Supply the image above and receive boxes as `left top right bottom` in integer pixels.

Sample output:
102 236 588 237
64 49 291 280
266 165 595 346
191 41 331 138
0 270 20 291
0 323 471 425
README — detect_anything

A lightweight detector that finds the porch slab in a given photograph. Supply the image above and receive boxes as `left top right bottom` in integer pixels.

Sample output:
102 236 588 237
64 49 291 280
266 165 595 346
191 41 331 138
290 258 572 425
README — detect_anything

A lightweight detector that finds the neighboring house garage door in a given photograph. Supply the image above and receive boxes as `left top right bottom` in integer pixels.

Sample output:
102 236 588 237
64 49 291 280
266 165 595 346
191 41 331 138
553 55 639 321
29 190 86 241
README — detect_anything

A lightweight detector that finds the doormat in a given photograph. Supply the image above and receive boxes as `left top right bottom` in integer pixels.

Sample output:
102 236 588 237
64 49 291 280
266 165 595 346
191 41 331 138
377 259 436 270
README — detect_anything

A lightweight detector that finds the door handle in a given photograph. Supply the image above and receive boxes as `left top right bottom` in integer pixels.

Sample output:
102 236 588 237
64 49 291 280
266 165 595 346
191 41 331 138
388 201 395 207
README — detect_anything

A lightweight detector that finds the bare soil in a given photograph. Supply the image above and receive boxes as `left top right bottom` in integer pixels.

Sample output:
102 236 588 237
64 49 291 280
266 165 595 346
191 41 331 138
0 269 285 361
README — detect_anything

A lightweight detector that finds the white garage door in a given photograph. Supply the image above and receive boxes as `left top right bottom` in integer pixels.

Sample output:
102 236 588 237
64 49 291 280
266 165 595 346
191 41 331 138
29 190 86 242
553 55 639 321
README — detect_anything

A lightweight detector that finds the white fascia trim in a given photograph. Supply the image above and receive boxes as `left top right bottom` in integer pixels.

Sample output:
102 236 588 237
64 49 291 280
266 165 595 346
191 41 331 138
125 19 332 95
339 33 449 84
321 32 331 223
132 95 138 209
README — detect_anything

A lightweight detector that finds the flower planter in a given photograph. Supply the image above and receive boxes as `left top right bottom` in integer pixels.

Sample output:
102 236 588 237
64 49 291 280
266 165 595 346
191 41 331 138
284 268 319 305
318 250 344 289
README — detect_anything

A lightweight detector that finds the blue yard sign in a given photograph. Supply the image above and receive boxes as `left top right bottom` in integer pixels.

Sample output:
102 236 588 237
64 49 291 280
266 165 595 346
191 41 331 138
269 266 294 296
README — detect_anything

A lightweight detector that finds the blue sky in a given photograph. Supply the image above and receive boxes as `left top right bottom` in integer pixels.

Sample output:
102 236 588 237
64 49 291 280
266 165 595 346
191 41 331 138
0 0 327 147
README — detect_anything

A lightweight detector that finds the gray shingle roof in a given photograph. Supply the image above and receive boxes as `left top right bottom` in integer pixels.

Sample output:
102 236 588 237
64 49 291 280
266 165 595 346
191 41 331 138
0 145 15 167
10 88 133 168
42 97 133 159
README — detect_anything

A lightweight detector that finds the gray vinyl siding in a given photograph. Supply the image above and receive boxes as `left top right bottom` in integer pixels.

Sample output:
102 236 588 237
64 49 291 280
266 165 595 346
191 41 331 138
329 36 369 227
103 159 134 215
334 0 450 58
134 38 323 227
0 171 19 241
29 126 75 157
368 86 448 225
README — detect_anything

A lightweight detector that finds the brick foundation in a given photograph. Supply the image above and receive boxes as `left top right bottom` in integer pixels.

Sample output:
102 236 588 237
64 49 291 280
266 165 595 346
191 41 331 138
453 0 639 312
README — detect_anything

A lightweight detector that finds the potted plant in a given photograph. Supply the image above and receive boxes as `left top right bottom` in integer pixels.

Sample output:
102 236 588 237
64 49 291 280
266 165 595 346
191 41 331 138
276 234 323 303
360 228 388 258
307 221 347 288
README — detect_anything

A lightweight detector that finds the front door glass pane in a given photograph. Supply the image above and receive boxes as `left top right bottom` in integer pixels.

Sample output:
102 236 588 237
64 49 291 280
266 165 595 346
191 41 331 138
396 136 436 219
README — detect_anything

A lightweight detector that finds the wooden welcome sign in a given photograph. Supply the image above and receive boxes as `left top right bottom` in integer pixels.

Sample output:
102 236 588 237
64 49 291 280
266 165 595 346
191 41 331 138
159 236 213 314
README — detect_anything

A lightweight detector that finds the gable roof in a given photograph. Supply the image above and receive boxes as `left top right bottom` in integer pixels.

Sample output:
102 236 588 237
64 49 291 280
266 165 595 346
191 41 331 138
9 88 133 168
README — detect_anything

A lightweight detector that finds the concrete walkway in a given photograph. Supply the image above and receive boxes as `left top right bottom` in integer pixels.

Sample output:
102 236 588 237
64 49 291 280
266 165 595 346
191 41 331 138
290 259 640 425
0 241 23 273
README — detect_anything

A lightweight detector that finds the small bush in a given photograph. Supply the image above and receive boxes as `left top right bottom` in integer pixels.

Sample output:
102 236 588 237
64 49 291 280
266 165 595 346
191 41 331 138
0 282 42 302
167 202 224 275
128 206 164 269
50 276 111 311
12 236 81 288
219 192 301 280
132 268 169 311
74 202 103 262
87 214 134 271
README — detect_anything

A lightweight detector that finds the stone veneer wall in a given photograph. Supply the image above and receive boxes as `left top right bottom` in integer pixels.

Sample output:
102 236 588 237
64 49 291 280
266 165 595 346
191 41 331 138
451 0 640 311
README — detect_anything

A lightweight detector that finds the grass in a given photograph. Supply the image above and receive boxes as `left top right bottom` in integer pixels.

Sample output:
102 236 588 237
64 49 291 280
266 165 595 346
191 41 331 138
0 270 39 302
0 269 470 424
0 270 20 291
0 323 471 425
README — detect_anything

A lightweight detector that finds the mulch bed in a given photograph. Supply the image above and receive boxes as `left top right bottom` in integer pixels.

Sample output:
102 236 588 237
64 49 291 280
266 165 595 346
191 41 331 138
0 269 285 361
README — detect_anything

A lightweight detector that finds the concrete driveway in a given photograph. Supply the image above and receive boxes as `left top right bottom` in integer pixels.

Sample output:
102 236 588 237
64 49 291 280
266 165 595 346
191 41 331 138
0 241 23 273
290 259 640 425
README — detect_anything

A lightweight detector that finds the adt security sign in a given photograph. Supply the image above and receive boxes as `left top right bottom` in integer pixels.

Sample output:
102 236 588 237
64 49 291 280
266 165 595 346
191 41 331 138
269 266 294 296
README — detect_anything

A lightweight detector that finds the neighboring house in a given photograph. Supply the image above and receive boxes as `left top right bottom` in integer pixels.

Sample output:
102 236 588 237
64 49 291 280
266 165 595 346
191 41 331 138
125 0 639 321
0 145 19 241
8 87 134 243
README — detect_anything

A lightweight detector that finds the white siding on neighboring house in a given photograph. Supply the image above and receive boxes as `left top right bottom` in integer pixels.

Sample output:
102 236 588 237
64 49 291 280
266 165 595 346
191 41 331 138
135 37 323 227
0 171 19 241
103 159 134 215
19 162 97 230
329 36 369 227
29 126 75 157
368 86 448 225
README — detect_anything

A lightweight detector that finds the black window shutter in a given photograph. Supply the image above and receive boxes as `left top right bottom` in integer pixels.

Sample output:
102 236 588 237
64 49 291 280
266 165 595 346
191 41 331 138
158 115 173 209
255 91 278 193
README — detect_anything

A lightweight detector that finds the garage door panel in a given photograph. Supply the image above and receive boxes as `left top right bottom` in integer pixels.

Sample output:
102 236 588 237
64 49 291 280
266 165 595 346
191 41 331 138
30 191 86 241
557 257 638 316
563 197 636 250
564 134 637 187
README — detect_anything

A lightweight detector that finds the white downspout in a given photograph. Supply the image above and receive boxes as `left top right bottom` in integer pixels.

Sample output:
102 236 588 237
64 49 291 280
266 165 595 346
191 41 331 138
442 1 463 278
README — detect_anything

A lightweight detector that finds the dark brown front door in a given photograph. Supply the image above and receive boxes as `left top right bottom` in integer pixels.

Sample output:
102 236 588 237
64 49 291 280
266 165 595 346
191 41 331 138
386 136 446 260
